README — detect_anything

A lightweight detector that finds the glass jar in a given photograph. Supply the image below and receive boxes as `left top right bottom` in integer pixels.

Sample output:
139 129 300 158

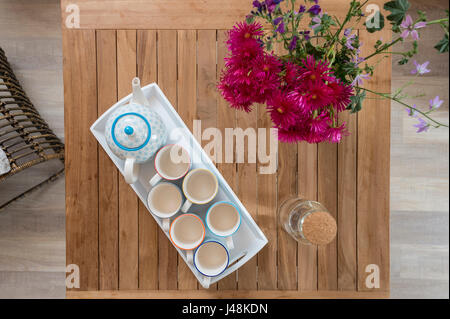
280 197 337 245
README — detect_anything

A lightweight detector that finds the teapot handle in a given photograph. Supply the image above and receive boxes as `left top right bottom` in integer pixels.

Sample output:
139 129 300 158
124 157 139 184
131 77 150 106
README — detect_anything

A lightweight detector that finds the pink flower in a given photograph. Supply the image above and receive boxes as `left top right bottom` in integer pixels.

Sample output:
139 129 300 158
326 124 348 143
400 15 426 40
300 55 333 82
227 22 264 59
328 80 353 112
267 90 302 128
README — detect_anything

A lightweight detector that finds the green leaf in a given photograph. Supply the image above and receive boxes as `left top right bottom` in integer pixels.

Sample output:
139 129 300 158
435 34 449 53
347 90 366 113
384 0 411 25
365 11 385 33
246 15 255 24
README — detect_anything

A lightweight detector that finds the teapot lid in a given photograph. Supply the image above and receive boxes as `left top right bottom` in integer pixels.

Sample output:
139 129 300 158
111 112 151 151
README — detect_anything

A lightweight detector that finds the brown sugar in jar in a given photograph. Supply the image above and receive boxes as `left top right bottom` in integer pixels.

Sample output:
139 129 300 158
280 198 337 245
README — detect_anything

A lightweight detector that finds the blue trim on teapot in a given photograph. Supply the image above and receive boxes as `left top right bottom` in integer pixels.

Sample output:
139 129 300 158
111 112 151 151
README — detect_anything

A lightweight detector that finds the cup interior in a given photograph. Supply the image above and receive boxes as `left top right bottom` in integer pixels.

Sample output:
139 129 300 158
184 169 217 203
170 214 205 250
207 202 240 236
148 183 182 218
194 242 229 277
156 144 190 179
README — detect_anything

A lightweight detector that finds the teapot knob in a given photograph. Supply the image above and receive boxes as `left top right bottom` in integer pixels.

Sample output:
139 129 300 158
124 126 134 136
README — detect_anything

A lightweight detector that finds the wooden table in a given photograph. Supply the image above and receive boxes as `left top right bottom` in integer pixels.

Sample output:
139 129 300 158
63 0 390 298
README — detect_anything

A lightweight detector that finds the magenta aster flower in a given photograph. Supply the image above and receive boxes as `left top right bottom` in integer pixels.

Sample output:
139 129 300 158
411 60 430 75
328 80 353 112
300 55 333 82
276 125 306 143
227 22 264 58
400 15 426 40
267 90 302 128
326 124 348 143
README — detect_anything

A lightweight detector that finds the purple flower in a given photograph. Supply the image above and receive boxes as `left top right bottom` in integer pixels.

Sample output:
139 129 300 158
351 55 365 64
300 30 311 41
344 28 352 37
345 33 356 50
406 105 418 117
299 5 306 13
351 73 370 87
311 16 322 30
276 22 285 33
400 15 426 40
265 0 283 13
414 118 429 133
253 0 262 10
273 17 283 25
411 60 430 75
429 96 444 110
288 36 298 51
308 4 321 15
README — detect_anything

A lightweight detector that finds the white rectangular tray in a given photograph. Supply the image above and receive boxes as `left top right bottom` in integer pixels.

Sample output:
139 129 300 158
90 82 268 287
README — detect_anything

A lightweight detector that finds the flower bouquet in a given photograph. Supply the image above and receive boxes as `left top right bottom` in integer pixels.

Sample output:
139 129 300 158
218 0 449 143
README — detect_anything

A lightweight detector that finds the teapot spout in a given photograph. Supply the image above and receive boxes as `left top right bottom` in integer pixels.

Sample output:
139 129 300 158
131 77 150 106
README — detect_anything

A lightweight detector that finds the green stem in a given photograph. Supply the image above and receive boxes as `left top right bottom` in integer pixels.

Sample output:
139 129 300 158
426 18 449 26
363 37 402 62
358 87 448 128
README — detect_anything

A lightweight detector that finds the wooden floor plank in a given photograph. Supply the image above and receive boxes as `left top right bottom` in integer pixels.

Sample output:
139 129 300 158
137 30 159 290
317 141 338 290
357 29 391 292
177 29 199 290
337 110 357 291
117 29 139 290
216 30 238 290
297 142 318 291
257 109 277 290
156 29 179 290
197 29 219 291
63 29 99 291
235 102 258 288
96 29 119 290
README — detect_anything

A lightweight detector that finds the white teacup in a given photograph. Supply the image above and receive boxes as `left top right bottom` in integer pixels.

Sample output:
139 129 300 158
206 201 241 249
169 213 205 263
181 168 218 213
194 241 229 289
150 144 191 187
147 182 183 231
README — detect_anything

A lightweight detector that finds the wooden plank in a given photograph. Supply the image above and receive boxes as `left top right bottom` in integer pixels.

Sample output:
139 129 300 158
67 289 389 299
337 110 357 290
177 29 198 290
137 30 159 290
96 29 119 290
277 141 298 290
317 141 338 290
63 29 99 291
60 0 386 30
156 29 178 290
275 39 298 290
117 29 139 290
216 30 238 290
357 29 391 292
197 29 218 291
256 104 277 287
297 142 318 290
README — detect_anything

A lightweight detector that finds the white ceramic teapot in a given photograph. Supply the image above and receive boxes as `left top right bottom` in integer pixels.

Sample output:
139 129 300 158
104 77 167 184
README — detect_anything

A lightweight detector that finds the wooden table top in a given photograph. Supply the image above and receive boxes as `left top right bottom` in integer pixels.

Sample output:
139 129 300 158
62 0 390 298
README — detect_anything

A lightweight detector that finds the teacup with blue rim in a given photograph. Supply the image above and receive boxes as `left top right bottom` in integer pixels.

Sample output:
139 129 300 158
194 241 229 289
206 201 241 249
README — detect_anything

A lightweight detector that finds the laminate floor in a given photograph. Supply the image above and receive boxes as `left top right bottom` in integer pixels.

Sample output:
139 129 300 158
0 0 448 299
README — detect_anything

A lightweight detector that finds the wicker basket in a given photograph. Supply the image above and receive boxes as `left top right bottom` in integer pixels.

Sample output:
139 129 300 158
0 46 65 210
